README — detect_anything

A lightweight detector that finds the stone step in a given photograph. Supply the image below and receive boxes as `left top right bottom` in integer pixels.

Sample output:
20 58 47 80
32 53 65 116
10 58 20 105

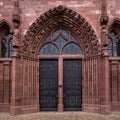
0 112 120 120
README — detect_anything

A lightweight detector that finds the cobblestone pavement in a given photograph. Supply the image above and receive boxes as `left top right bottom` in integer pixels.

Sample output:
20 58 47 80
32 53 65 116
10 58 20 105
0 112 120 120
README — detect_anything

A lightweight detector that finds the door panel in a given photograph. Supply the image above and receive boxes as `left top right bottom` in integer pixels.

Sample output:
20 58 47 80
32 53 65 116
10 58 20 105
63 59 82 111
40 59 58 111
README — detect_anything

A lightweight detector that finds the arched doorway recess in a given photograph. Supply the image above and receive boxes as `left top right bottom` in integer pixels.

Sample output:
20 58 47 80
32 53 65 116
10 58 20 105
10 6 111 115
39 28 83 111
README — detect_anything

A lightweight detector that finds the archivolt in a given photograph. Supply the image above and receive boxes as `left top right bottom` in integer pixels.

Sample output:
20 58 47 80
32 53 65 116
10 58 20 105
22 5 99 57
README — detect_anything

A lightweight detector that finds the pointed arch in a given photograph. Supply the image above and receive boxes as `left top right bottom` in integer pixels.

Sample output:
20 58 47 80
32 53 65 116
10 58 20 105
0 19 13 57
108 17 120 32
107 18 120 56
0 19 12 32
22 5 99 57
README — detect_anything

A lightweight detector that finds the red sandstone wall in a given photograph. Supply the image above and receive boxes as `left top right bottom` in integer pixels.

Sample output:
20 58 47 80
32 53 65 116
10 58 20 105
19 0 101 38
109 59 120 111
10 56 39 115
0 0 13 27
83 55 110 114
14 0 120 42
0 58 12 112
107 0 120 27
0 0 120 40
0 0 120 114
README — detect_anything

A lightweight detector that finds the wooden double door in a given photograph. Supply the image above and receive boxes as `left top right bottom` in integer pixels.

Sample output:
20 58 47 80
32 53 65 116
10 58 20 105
39 59 82 111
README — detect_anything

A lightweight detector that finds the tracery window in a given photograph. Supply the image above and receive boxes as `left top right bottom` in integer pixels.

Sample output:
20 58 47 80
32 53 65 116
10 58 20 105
1 33 13 57
39 28 82 55
108 30 120 57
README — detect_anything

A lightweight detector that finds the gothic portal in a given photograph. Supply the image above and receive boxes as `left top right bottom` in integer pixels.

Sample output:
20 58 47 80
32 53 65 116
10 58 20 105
39 28 83 111
0 0 120 115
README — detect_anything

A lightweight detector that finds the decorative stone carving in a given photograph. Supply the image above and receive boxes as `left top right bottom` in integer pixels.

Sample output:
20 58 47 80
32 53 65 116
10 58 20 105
100 16 109 25
13 27 20 48
100 0 108 25
12 0 21 49
12 1 20 24
100 0 109 53
22 5 99 57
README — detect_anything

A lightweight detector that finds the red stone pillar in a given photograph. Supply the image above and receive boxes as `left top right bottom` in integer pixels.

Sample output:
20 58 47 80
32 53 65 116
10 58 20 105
103 53 111 114
10 50 19 115
82 59 85 105
111 61 118 103
35 59 39 109
58 57 64 112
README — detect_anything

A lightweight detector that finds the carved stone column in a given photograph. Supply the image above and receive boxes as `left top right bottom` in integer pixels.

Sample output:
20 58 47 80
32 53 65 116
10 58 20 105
10 0 21 115
12 0 21 50
10 50 19 115
103 53 111 114
99 0 111 114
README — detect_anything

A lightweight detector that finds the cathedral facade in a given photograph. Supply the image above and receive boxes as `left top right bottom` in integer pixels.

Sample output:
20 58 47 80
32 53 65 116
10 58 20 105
0 0 120 115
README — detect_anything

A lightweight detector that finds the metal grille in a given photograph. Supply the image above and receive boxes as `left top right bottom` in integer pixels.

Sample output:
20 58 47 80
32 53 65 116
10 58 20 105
40 60 58 111
63 59 82 111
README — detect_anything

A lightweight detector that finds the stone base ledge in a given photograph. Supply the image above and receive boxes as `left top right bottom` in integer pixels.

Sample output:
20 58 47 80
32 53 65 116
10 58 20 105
111 103 120 111
82 104 111 115
0 103 10 112
10 105 39 115
58 104 64 112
